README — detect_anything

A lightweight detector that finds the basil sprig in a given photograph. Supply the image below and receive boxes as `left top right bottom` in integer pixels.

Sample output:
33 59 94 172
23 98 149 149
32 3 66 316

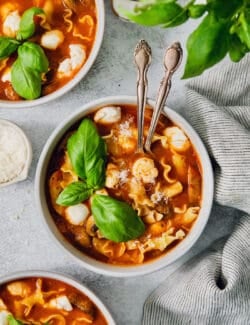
0 7 49 99
56 119 107 206
56 118 146 242
121 0 250 78
92 194 145 243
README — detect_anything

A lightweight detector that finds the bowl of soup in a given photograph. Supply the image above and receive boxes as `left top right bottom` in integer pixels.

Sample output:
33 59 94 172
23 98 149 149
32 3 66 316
0 270 115 324
0 0 104 108
35 96 214 277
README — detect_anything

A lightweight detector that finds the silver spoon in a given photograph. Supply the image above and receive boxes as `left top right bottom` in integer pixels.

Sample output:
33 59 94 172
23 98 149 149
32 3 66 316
145 42 183 153
134 40 152 153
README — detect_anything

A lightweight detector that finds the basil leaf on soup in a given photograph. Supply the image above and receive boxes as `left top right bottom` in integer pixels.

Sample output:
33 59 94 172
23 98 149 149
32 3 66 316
17 7 44 40
11 58 41 99
0 37 20 59
91 194 145 243
86 158 106 189
56 181 93 206
67 119 107 185
18 42 49 73
7 315 24 325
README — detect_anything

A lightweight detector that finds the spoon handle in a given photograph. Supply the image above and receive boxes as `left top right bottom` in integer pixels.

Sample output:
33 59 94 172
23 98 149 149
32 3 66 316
145 42 182 153
134 40 152 153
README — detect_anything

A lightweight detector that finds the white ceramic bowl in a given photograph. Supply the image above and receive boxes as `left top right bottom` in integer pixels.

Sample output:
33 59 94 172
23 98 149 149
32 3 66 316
0 0 105 109
0 119 32 187
0 270 116 324
35 96 214 277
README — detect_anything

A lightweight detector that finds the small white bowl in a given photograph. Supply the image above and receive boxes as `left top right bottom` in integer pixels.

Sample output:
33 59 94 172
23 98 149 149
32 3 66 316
0 0 105 109
35 96 214 277
0 119 32 187
0 270 116 324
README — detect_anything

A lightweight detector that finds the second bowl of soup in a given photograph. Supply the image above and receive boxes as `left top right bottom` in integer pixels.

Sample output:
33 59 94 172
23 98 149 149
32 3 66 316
0 0 104 108
0 270 115 324
35 96 214 277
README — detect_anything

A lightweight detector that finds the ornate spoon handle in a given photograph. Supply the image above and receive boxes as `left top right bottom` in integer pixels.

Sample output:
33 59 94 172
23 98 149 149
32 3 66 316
145 42 183 153
134 40 152 153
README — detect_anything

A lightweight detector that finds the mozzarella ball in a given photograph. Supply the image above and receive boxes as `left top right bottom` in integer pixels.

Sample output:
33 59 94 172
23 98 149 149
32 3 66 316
65 203 89 225
58 44 86 78
41 29 64 50
94 106 121 125
69 44 86 69
48 296 73 312
3 10 20 37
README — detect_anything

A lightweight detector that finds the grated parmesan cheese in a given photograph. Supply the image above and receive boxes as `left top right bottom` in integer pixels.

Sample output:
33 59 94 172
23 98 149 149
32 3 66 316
119 120 132 136
0 120 32 186
151 191 168 204
119 116 134 137
118 169 129 184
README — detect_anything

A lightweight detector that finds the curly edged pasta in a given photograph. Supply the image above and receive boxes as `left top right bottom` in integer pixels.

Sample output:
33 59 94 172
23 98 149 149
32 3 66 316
47 105 202 265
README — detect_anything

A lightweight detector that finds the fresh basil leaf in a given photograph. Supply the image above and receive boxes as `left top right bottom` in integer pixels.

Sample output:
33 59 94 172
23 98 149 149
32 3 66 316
67 119 107 184
0 37 20 59
188 4 207 18
123 2 187 27
91 194 145 243
230 9 250 50
18 42 49 73
11 58 41 99
7 315 24 325
56 181 93 206
207 0 243 19
17 7 44 40
162 8 188 28
86 158 106 189
229 34 248 62
183 14 229 78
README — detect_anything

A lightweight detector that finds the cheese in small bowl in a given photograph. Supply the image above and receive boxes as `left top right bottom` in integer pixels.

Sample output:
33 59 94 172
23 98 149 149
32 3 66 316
0 119 32 187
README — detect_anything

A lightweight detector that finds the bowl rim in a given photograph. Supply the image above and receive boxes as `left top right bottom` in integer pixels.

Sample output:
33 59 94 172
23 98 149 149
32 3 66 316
35 95 214 277
0 269 116 324
0 0 105 109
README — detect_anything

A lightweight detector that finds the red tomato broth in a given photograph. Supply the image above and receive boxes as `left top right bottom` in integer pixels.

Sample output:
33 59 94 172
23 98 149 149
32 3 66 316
0 0 97 100
46 105 203 265
0 277 107 324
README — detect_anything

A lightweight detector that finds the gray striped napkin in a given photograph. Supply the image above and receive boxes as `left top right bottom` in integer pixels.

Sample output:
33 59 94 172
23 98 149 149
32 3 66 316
142 55 250 325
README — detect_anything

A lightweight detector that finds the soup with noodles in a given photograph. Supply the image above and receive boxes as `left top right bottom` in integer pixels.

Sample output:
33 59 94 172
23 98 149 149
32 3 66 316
0 277 107 324
0 0 97 100
47 105 202 265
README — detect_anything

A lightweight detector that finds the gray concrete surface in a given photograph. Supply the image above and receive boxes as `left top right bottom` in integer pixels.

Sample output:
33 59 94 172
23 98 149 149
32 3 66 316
0 3 238 325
